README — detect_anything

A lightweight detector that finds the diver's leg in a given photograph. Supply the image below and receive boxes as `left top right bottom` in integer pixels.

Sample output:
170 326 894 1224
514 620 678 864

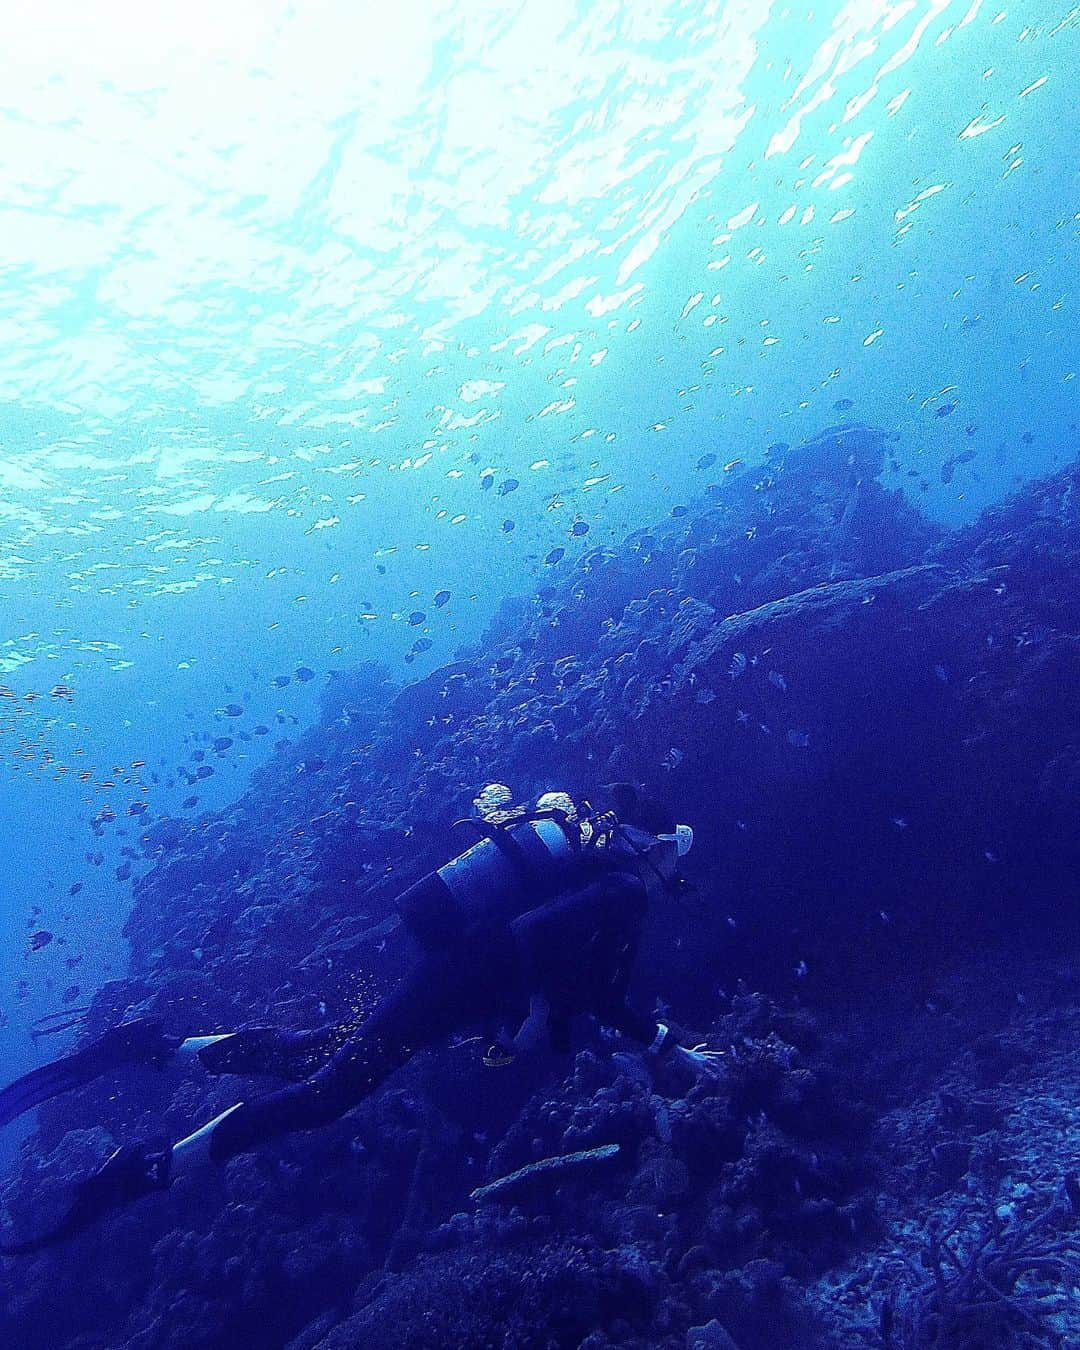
0 951 515 1254
181 1024 340 1081
0 1019 342 1135
0 1007 422 1254
191 944 513 1164
200 983 446 1163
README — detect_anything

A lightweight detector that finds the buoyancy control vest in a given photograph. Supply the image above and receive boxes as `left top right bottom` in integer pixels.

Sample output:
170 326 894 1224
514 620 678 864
397 812 584 952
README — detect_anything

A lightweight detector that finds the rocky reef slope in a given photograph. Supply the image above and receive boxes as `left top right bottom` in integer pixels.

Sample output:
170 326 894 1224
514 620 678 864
2 427 1078 1349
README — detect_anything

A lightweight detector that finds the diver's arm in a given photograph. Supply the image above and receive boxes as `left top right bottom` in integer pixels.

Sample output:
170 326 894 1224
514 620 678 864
602 999 663 1046
601 1008 725 1079
646 1021 725 1078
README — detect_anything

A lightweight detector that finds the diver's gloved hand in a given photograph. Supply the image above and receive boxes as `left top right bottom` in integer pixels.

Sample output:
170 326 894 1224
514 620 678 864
0 1142 172 1256
673 1043 726 1079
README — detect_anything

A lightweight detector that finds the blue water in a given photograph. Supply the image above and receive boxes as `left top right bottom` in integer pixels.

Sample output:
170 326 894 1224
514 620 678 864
0 0 1077 1330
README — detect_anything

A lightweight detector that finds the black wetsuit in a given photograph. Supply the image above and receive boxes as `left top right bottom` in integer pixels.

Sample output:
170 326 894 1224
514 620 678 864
0 811 682 1255
201 856 659 1164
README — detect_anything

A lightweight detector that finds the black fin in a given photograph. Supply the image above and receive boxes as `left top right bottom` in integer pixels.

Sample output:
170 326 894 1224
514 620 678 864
0 1144 170 1255
0 1057 92 1129
0 1019 177 1130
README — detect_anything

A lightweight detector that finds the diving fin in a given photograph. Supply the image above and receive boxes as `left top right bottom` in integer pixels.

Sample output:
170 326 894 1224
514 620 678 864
0 1142 171 1255
0 1058 95 1131
0 1018 179 1130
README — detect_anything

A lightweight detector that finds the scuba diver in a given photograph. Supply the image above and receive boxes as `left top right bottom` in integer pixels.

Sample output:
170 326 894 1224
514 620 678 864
0 783 719 1255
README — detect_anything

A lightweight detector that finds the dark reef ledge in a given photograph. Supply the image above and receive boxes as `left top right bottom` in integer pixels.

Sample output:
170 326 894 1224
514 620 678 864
3 426 1079 1350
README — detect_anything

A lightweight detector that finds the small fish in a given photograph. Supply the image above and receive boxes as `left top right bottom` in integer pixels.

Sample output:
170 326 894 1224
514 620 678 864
295 667 316 682
571 521 590 537
196 765 214 779
833 398 854 411
694 688 716 705
728 652 748 680
502 519 515 532
879 910 891 924
223 703 245 717
795 960 808 978
182 796 199 809
936 402 956 418
768 670 787 692
115 862 132 881
671 505 688 517
213 737 233 753
412 638 433 654
253 725 269 735
497 479 519 497
786 730 809 748
934 664 949 682
29 930 53 952
127 801 148 816
735 709 749 724
272 675 291 688
480 473 494 491
723 458 742 473
545 548 565 566
891 816 908 830
662 747 684 770
408 612 426 626
696 453 717 471
434 590 451 607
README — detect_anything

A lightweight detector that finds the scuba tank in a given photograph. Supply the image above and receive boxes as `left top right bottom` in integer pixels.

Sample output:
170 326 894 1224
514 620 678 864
398 811 582 951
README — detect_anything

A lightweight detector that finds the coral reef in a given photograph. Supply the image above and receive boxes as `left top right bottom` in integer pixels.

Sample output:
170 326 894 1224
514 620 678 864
2 429 1079 1349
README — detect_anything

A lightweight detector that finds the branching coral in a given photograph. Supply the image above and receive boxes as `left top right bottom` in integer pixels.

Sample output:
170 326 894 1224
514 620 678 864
882 1177 1080 1348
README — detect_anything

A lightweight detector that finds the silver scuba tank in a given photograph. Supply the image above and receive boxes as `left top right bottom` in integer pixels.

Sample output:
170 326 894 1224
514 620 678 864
437 815 578 920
